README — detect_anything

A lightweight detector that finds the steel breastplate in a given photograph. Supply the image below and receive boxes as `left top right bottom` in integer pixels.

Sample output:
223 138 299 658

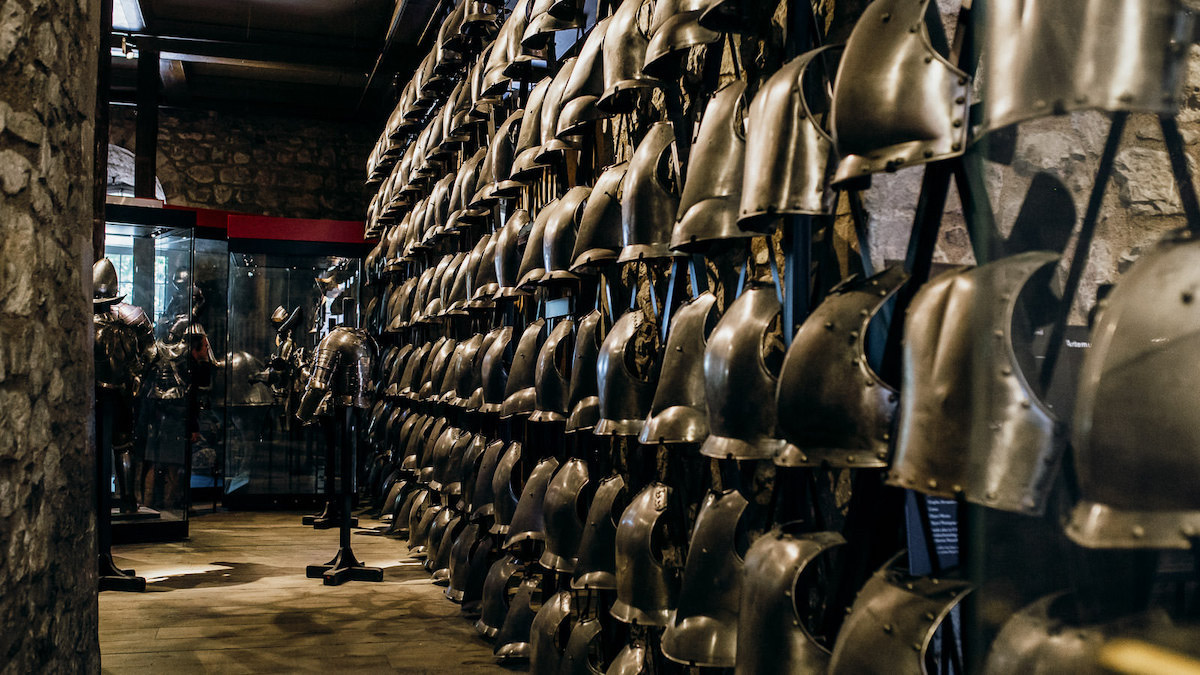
455 526 494 611
612 482 679 626
607 643 650 675
505 456 560 549
530 590 574 675
517 204 552 288
701 286 785 460
451 333 487 406
662 489 748 667
531 318 576 423
641 291 718 445
777 265 907 468
524 0 584 48
417 418 448 478
388 278 415 331
573 473 627 590
384 343 413 397
447 521 481 602
419 338 458 402
643 0 719 79
830 0 969 186
492 441 523 535
398 342 432 400
426 509 459 577
981 0 1192 135
671 81 751 253
457 434 488 511
473 439 507 520
572 162 628 273
436 341 468 403
468 328 504 407
476 109 522 205
540 458 590 572
510 77 554 182
443 431 475 497
470 234 500 307
1070 232 1200 549
477 555 523 637
496 574 541 661
543 185 592 282
984 592 1175 674
735 527 846 675
596 309 659 437
410 502 442 554
889 252 1063 516
827 554 973 675
599 0 659 113
560 617 608 675
558 17 613 138
502 319 548 418
739 46 838 232
495 210 533 298
567 310 605 433
479 326 514 414
428 425 461 491
406 489 431 546
536 57 579 162
445 250 476 316
94 311 147 395
620 122 681 263
432 515 465 583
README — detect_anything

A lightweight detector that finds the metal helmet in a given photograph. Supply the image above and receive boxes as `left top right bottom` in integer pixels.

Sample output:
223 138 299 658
671 81 753 253
827 553 972 675
776 265 908 469
93 258 124 306
661 489 748 668
700 286 786 460
640 291 718 445
611 481 680 626
889 252 1064 516
619 122 683 263
830 0 970 186
1069 232 1200 548
595 309 660 437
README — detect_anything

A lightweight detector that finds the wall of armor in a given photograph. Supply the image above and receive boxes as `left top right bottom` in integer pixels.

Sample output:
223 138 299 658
356 0 1200 671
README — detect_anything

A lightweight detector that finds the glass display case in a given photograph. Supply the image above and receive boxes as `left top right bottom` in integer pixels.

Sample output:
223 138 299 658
191 237 229 504
104 216 195 543
222 252 361 507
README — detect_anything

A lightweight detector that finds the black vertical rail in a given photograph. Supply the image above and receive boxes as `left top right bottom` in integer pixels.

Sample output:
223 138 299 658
1160 115 1200 231
134 46 159 199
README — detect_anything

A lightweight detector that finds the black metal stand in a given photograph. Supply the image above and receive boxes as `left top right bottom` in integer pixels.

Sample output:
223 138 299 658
97 393 146 592
306 406 382 586
302 416 358 529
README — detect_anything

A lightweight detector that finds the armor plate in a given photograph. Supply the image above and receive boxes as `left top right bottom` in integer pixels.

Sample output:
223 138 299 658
641 291 718 445
776 265 908 468
502 319 548 418
700 287 785 460
530 590 574 675
739 46 838 231
472 439 508 520
510 77 554 182
573 473 627 590
596 309 659 437
496 574 541 661
561 617 608 675
297 327 375 421
540 458 590 572
643 0 719 79
543 186 592 282
505 456 560 549
517 204 552 289
475 109 523 205
495 210 533 299
446 521 483 602
599 0 660 113
567 310 605 433
662 489 748 667
557 17 613 138
477 555 523 637
980 0 1193 135
531 318 576 423
611 481 680 626
889 253 1063 515
479 326 514 414
830 0 970 185
735 527 846 675
572 162 629 273
470 234 500 308
672 81 753 252
536 57 579 162
606 643 649 675
620 122 682 263
1070 233 1200 548
827 554 973 675
492 441 523 535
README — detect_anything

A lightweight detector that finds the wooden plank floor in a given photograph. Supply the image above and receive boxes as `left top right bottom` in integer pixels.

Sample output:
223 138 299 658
101 510 519 674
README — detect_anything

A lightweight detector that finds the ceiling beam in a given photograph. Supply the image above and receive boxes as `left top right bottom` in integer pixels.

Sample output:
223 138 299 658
159 58 188 101
111 33 376 70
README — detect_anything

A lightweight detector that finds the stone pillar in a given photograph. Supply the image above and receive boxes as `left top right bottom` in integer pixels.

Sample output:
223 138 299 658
0 0 102 672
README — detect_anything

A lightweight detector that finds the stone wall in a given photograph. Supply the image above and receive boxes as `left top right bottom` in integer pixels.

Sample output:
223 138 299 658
110 106 375 221
0 0 101 671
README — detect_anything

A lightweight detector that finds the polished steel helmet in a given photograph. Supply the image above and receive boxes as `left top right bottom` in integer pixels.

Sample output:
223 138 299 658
671 81 753 253
662 489 748 667
93 258 124 305
700 286 786 460
596 309 660 437
1069 232 1200 548
979 0 1193 135
611 481 680 626
889 252 1064 516
776 266 908 469
620 122 683 263
640 291 718 445
739 46 838 232
827 553 972 675
571 162 629 274
830 0 970 186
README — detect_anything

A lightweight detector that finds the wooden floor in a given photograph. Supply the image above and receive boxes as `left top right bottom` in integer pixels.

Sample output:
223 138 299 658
101 510 517 674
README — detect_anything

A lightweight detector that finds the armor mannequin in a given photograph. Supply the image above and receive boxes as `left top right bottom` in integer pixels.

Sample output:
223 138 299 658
93 258 156 514
268 305 305 428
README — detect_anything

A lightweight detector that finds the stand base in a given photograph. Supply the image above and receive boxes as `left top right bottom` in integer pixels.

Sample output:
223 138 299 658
99 553 145 592
306 547 382 586
302 503 358 529
111 505 161 522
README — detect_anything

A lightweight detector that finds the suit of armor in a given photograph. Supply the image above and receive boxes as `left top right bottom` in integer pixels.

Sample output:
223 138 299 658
296 326 375 423
93 259 156 514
